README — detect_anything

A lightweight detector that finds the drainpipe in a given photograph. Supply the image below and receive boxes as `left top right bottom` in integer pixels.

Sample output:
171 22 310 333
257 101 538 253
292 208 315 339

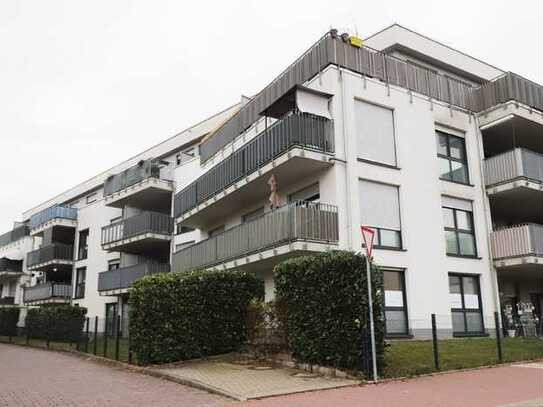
473 113 502 319
339 67 353 249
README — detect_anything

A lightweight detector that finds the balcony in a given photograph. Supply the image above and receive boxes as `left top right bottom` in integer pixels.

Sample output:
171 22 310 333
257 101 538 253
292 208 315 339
0 297 15 305
29 205 77 236
103 159 173 212
0 258 23 280
172 201 339 273
23 283 71 305
174 112 334 228
26 244 74 272
491 224 543 269
98 262 170 296
0 225 30 249
101 211 173 254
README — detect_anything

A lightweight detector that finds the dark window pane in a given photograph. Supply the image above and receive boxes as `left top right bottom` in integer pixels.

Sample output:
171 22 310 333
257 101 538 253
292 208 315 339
456 210 472 231
452 310 466 333
449 136 466 160
442 208 455 229
436 133 448 156
451 161 468 183
384 271 403 291
466 312 484 332
445 230 459 254
438 157 452 180
379 229 401 248
385 310 408 335
458 232 476 256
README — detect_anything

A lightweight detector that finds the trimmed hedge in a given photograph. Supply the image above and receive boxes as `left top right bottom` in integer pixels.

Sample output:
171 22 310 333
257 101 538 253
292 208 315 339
0 307 20 336
274 250 385 372
130 269 264 364
26 305 87 342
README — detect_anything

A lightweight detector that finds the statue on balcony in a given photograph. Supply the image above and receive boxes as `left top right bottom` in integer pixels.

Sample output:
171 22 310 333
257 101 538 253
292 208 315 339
268 175 279 210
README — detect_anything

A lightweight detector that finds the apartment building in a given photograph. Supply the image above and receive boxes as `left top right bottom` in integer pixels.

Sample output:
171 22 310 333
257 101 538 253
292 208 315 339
2 24 543 339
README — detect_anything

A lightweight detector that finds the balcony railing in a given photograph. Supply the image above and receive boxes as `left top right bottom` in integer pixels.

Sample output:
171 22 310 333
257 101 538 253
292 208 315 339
26 244 74 268
0 225 30 248
0 258 22 273
0 297 15 305
173 201 339 273
101 211 173 246
484 148 543 188
29 205 77 230
491 224 543 260
174 113 334 218
104 159 171 197
23 283 71 303
98 263 170 292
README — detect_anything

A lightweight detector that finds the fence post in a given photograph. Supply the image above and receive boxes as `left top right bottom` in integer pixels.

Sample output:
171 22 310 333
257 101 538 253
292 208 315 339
431 314 440 371
93 316 98 355
26 323 30 345
495 311 503 362
115 315 120 361
103 318 109 358
84 317 90 353
128 328 133 364
45 313 51 349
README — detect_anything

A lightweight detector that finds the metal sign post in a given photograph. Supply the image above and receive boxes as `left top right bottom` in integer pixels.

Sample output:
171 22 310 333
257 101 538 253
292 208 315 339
360 226 378 382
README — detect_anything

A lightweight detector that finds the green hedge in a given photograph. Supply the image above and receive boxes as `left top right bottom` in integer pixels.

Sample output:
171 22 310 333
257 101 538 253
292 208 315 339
26 305 87 342
0 307 20 336
130 269 264 364
274 250 385 373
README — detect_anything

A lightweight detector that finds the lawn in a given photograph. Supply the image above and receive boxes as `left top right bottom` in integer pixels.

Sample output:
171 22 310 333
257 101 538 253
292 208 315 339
384 337 543 378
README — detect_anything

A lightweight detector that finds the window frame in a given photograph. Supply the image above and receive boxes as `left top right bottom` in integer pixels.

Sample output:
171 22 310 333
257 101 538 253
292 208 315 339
74 267 86 299
365 226 403 251
77 229 89 260
443 206 477 257
449 273 485 336
383 269 410 338
436 131 470 185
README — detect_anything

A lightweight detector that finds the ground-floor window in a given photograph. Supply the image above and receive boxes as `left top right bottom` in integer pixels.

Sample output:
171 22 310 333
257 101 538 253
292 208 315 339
384 269 409 336
449 274 484 335
105 302 118 337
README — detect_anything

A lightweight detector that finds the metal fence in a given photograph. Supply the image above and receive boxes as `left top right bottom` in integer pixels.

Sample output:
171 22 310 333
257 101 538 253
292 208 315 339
98 262 170 292
0 258 22 272
29 204 77 230
484 148 543 187
26 243 74 267
0 225 30 248
174 112 333 217
23 283 72 303
173 201 339 273
103 158 167 197
101 212 173 245
491 223 543 260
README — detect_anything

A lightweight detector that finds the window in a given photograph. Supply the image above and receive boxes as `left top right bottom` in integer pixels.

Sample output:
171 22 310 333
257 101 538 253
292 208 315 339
86 193 97 204
359 180 402 249
384 269 409 336
289 183 319 203
77 229 89 260
176 145 197 165
108 259 120 271
355 100 397 166
176 223 195 235
209 225 225 238
176 241 195 252
74 267 86 299
242 207 264 223
442 197 476 257
449 274 484 335
436 131 469 184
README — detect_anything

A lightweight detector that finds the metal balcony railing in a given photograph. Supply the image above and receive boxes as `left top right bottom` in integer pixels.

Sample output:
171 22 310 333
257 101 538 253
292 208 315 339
174 113 334 218
101 211 173 246
173 201 339 273
0 297 15 305
0 225 30 248
491 224 543 260
26 244 74 268
104 158 171 197
29 205 77 230
484 148 543 188
98 262 170 292
23 283 71 303
0 258 23 273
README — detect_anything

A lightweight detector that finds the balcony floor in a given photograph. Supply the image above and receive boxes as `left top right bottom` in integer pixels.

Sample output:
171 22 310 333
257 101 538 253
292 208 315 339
102 233 171 255
177 147 333 229
104 178 173 212
30 219 77 237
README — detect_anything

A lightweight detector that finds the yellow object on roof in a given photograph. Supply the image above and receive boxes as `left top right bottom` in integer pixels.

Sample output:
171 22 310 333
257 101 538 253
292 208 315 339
349 36 363 48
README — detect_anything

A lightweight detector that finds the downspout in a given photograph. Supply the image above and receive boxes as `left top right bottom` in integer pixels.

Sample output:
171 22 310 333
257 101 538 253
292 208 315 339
339 67 353 249
473 113 501 318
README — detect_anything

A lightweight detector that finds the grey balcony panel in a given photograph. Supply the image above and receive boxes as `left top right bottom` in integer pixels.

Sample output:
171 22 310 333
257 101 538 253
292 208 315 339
484 148 543 187
491 224 543 260
101 211 173 245
477 72 543 113
29 205 77 230
26 244 74 268
0 258 23 272
174 113 334 218
97 263 170 292
172 201 339 273
23 283 71 303
104 159 170 197
0 225 30 248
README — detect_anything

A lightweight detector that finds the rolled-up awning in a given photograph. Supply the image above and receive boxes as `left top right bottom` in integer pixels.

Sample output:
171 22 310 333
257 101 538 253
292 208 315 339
295 87 332 119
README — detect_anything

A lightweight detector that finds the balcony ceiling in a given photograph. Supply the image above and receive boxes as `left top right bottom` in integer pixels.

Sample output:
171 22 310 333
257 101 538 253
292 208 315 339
105 184 172 213
497 266 543 280
490 187 543 224
103 237 171 259
483 115 543 157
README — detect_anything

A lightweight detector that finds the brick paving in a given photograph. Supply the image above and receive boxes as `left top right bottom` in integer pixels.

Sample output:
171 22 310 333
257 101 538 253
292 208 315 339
238 363 543 407
0 343 227 407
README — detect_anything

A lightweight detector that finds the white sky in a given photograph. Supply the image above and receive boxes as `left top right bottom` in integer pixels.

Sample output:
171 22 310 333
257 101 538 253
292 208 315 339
1 0 541 231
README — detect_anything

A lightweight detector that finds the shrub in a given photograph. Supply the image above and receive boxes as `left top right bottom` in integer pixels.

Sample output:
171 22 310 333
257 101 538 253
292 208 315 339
274 250 385 373
26 305 87 342
129 269 263 364
0 307 20 336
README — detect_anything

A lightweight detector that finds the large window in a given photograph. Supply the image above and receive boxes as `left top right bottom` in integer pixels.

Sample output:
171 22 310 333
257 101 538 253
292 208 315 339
242 207 265 223
77 229 89 260
384 269 409 336
289 183 320 203
449 274 484 335
74 267 86 299
355 100 397 166
436 131 469 184
442 197 476 257
359 180 402 249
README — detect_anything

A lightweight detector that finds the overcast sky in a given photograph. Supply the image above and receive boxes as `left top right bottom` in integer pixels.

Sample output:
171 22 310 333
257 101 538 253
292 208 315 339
1 0 541 231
